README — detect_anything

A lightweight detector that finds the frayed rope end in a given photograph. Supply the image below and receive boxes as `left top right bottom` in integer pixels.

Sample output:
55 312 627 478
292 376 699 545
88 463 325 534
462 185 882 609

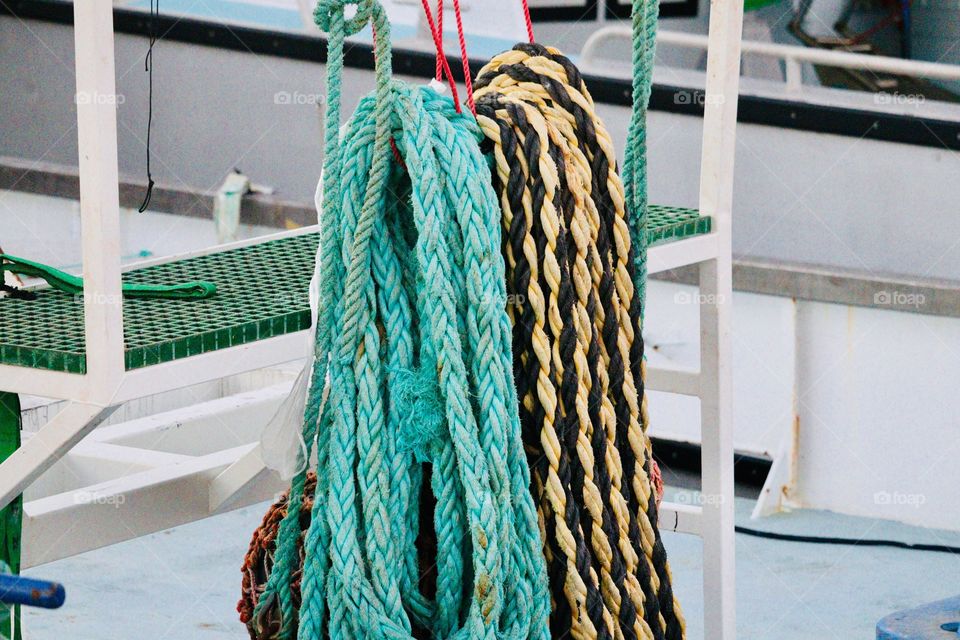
391 365 445 462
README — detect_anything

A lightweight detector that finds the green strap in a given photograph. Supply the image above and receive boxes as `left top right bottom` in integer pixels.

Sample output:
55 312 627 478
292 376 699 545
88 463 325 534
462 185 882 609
1 255 216 300
0 393 22 640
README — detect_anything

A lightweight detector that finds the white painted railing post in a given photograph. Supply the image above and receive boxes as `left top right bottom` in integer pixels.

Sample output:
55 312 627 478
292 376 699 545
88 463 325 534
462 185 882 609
74 0 125 401
784 56 803 92
698 0 743 638
0 0 126 510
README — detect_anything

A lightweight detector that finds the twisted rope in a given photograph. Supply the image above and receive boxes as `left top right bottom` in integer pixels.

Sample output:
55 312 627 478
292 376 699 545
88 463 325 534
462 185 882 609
623 0 660 315
474 42 684 640
247 1 550 638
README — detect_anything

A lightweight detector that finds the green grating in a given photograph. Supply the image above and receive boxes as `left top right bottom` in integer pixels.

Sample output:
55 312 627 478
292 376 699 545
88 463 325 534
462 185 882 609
647 204 711 246
0 206 708 375
0 234 319 374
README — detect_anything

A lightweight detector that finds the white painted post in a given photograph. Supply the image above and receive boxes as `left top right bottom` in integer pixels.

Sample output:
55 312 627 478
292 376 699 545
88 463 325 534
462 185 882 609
698 0 743 638
784 56 803 93
74 0 125 403
0 0 127 515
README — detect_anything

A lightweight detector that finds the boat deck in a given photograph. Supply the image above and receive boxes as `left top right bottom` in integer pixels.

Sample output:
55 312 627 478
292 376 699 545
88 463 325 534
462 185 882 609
21 488 960 639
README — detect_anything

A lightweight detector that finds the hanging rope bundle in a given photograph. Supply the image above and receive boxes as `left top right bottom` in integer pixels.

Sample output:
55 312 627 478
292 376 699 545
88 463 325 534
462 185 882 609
239 473 318 637
243 1 550 638
472 41 684 640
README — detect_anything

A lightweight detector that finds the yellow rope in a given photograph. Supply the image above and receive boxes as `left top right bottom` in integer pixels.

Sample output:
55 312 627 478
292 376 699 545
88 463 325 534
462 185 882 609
475 43 685 640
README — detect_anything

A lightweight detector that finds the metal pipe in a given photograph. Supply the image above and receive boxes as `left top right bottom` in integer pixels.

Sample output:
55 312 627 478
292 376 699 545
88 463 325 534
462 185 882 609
581 27 960 83
0 575 65 609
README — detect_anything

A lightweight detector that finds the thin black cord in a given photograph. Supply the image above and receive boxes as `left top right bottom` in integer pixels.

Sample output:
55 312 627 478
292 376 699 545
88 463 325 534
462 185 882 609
0 282 36 301
138 0 159 213
736 525 960 555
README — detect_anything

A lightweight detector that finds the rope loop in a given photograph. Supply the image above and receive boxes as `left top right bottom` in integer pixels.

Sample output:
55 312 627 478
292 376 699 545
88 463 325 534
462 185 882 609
314 0 374 35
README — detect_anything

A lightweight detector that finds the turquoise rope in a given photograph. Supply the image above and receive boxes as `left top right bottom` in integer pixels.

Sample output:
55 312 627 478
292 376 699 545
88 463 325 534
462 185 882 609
253 2 352 634
255 1 550 638
623 0 659 316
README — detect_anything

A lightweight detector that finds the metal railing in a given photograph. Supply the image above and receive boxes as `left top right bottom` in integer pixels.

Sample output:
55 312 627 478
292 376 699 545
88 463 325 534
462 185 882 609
581 27 960 93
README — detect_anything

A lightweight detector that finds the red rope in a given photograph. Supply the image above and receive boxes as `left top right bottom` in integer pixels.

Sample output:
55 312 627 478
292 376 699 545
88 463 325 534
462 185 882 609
450 0 475 114
419 0 462 111
521 0 535 44
389 138 407 169
434 0 443 81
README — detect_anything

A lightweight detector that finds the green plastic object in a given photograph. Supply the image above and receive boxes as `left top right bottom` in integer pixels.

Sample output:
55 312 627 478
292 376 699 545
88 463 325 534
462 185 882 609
0 255 216 299
744 0 781 10
0 394 22 640
0 207 707 376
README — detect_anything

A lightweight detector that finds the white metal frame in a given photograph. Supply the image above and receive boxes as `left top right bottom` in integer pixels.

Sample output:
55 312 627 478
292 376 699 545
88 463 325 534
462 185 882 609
583 26 960 93
638 4 743 639
18 379 294 568
1 1 742 637
0 2 318 510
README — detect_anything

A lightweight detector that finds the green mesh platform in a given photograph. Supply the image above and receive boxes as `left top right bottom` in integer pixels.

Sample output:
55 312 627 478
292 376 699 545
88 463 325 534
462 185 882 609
0 206 708 374
0 234 318 374
647 205 711 246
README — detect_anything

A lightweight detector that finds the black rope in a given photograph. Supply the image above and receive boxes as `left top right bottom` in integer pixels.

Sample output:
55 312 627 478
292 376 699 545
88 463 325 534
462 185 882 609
0 282 36 301
736 525 960 554
0 252 37 300
137 0 159 213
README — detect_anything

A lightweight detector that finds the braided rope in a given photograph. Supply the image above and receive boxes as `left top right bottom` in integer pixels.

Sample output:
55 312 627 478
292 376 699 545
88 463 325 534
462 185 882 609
248 1 550 638
474 43 685 640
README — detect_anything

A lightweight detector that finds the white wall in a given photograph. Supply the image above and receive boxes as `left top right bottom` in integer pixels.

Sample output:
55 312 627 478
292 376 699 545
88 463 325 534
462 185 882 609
794 301 960 530
0 190 276 269
645 279 796 458
646 278 960 531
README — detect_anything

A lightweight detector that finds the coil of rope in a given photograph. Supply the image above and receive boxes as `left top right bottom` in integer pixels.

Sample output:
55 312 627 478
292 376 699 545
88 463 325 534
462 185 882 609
472 37 684 640
239 473 318 635
241 1 550 638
